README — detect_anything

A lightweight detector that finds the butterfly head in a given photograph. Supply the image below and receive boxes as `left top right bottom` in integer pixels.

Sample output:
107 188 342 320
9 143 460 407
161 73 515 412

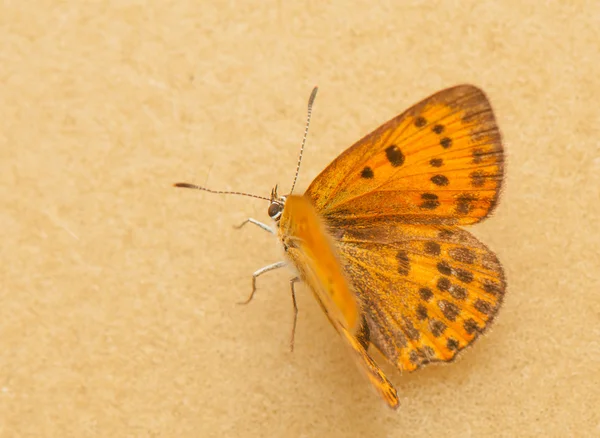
268 184 287 222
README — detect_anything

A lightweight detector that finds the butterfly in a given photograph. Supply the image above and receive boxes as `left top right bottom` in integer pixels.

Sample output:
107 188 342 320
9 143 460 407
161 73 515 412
175 85 506 409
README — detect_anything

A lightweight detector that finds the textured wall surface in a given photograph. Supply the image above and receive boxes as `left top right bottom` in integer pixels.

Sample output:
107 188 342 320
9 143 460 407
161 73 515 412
1 1 598 436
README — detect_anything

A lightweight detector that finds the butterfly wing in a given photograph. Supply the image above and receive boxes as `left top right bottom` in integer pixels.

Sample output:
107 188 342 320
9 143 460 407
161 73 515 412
333 223 506 372
305 85 503 227
279 195 399 408
302 85 506 371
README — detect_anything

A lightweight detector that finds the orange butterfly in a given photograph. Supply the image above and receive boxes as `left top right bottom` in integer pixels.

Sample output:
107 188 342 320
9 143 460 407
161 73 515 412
176 85 506 409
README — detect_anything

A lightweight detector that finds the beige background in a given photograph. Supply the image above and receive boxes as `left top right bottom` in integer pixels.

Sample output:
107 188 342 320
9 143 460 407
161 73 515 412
1 1 598 437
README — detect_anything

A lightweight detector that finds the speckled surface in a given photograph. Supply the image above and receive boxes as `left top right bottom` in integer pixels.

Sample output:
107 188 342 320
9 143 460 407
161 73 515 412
1 1 598 436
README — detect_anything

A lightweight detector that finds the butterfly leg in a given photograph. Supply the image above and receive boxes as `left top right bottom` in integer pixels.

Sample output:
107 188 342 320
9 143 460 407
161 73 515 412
234 218 274 234
289 277 300 352
238 261 287 305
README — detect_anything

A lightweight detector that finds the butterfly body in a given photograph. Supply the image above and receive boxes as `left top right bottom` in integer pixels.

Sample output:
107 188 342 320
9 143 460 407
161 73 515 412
278 194 360 334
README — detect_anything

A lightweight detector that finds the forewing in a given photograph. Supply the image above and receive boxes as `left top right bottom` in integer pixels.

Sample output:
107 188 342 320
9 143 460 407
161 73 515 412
305 85 503 226
334 223 506 372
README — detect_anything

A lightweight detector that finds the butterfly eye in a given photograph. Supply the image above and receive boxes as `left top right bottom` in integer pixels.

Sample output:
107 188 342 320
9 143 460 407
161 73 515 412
268 202 283 220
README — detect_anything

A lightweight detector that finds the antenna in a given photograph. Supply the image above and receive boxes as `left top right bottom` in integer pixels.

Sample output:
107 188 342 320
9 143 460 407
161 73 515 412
289 86 318 194
173 182 270 201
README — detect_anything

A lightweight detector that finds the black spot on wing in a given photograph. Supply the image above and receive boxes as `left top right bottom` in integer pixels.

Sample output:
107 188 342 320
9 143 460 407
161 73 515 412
416 304 428 320
439 300 460 321
456 194 477 215
447 338 459 351
431 175 449 186
424 241 441 256
430 158 443 167
420 193 440 210
437 277 451 291
456 268 474 284
440 137 452 149
385 145 405 167
396 250 410 276
474 299 493 315
430 319 446 337
361 166 374 179
419 288 433 301
432 124 444 134
414 116 427 127
437 261 452 276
